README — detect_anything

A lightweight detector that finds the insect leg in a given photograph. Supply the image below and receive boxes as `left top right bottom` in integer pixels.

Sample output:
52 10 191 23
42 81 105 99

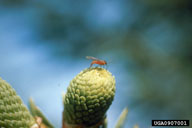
106 64 108 70
90 63 93 68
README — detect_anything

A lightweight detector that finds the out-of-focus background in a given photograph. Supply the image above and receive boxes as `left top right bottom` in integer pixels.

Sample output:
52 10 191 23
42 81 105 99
0 0 192 128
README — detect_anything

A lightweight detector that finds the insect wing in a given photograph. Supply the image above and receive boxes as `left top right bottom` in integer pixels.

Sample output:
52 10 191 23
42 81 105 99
86 56 99 60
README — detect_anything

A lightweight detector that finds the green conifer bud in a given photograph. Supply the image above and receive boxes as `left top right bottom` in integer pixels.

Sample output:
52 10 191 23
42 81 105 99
63 67 116 127
0 77 36 128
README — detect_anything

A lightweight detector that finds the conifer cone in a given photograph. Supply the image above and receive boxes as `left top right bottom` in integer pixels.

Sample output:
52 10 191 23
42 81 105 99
63 67 116 127
0 78 36 128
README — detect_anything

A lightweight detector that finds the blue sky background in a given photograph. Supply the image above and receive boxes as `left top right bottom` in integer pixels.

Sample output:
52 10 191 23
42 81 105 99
0 0 192 127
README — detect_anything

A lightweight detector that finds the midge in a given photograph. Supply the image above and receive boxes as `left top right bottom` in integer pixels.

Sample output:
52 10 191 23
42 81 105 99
86 56 107 67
